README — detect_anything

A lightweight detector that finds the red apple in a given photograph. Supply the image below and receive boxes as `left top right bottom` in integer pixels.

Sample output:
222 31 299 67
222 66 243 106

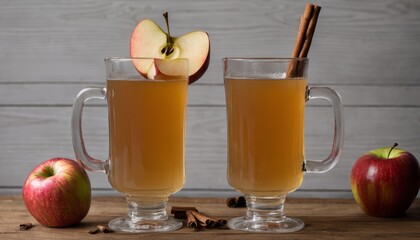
350 143 420 217
130 12 210 84
22 158 91 227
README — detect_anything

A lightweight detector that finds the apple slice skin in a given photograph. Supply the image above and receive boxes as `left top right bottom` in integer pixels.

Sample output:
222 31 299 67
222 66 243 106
350 150 420 217
130 18 210 84
173 31 210 84
188 39 210 84
130 19 167 75
130 19 167 60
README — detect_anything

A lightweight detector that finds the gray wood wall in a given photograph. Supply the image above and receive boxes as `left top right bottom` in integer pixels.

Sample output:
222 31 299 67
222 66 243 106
1 0 419 198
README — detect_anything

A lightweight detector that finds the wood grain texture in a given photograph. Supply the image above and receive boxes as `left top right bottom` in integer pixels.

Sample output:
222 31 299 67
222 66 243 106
0 196 419 239
0 0 419 197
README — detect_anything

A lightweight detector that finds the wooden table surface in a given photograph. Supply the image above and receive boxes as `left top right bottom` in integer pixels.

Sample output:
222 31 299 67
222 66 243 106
1 195 419 239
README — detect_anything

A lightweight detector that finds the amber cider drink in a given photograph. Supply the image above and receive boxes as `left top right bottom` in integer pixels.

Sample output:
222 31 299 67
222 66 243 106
225 77 307 196
107 79 188 198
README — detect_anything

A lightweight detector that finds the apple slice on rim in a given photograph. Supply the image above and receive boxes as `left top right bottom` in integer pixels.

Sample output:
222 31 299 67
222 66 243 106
135 58 189 80
130 13 210 83
154 58 188 76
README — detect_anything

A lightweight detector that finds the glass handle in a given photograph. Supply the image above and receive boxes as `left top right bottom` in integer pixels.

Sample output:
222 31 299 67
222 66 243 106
305 86 344 173
71 87 108 173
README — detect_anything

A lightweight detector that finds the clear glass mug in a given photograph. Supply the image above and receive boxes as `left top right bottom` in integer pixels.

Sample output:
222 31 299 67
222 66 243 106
71 57 189 233
224 58 344 232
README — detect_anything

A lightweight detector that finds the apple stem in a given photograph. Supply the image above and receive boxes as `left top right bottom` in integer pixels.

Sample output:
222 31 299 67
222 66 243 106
387 143 398 158
163 12 174 55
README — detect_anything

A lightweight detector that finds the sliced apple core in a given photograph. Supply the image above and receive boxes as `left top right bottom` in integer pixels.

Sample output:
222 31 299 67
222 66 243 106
130 17 210 83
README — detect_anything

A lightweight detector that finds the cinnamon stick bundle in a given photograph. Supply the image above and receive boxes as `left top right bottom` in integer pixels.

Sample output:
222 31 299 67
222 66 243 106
286 3 321 78
186 210 199 230
170 206 227 230
190 210 219 228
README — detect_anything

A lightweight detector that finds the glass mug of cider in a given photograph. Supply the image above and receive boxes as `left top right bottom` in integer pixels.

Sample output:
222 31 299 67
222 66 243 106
71 57 189 233
224 58 344 233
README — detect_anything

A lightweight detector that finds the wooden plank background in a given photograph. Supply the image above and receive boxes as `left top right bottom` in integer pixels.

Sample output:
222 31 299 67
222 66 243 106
0 0 419 198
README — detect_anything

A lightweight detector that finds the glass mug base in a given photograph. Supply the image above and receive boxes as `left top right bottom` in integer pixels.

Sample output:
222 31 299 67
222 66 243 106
107 199 182 233
228 216 304 233
227 195 304 233
108 216 182 233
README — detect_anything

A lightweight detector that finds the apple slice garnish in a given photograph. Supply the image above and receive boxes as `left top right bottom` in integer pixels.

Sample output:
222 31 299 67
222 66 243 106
139 58 189 80
130 12 210 84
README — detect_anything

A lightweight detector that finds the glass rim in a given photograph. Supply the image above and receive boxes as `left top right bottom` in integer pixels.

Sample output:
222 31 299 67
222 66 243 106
223 57 308 61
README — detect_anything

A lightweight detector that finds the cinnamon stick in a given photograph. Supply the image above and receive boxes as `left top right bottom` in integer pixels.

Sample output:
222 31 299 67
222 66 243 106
299 5 321 58
19 223 33 230
217 218 228 226
286 3 321 78
171 206 199 213
171 206 198 219
190 210 217 227
97 224 112 233
226 196 246 208
186 210 199 230
88 224 112 234
291 3 314 58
